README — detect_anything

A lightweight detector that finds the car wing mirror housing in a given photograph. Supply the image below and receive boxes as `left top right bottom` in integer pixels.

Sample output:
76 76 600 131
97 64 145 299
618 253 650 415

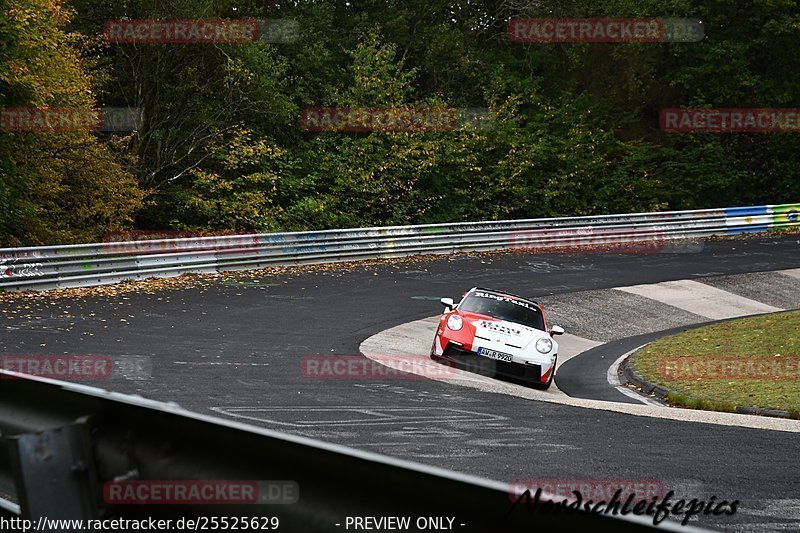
550 325 565 336
440 297 455 310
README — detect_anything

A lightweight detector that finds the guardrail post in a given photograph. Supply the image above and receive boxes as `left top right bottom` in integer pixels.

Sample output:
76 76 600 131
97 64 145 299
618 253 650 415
8 421 99 523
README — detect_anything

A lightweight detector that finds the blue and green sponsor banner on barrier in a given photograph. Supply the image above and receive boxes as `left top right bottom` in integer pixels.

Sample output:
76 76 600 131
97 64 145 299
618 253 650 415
770 203 800 228
725 205 770 234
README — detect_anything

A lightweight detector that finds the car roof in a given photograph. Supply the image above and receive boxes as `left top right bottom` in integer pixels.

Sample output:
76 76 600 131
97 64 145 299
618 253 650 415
469 287 540 307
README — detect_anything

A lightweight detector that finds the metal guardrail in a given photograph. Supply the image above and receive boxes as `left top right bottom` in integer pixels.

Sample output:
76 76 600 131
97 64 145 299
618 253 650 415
0 370 709 531
1 203 797 291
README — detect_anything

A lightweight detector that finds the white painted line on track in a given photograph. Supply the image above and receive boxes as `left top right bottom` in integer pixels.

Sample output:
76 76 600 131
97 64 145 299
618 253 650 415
614 279 782 320
173 361 272 366
780 268 800 281
606 346 662 407
210 406 506 427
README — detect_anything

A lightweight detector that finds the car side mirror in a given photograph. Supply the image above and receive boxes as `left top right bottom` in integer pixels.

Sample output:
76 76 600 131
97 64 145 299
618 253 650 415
440 297 455 310
550 325 565 336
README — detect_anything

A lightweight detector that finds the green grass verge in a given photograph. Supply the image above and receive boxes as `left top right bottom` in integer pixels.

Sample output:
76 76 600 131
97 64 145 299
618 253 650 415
632 310 800 418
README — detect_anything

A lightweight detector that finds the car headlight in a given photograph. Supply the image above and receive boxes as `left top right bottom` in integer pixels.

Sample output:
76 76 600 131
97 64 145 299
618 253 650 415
446 314 463 331
535 338 553 354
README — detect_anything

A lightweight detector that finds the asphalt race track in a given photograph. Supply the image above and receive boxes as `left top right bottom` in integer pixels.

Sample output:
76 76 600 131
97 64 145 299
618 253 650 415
2 233 800 531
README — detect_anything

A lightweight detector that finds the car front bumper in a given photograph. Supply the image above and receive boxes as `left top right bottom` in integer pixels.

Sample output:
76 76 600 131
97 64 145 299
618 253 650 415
433 341 554 384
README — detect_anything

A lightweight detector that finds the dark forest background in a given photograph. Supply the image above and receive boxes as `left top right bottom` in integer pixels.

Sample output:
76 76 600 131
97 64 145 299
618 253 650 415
2 0 799 245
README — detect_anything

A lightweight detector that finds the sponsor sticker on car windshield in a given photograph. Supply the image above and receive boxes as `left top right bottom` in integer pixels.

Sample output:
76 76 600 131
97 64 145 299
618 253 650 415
473 291 539 311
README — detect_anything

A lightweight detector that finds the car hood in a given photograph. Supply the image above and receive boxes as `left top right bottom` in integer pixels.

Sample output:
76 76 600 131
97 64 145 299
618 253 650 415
461 312 555 353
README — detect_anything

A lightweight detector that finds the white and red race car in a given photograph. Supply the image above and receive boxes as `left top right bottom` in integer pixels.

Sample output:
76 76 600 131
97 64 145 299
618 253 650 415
430 287 565 389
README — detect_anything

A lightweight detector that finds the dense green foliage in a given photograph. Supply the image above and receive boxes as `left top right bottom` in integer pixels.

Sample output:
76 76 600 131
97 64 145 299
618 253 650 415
1 0 143 244
2 0 799 244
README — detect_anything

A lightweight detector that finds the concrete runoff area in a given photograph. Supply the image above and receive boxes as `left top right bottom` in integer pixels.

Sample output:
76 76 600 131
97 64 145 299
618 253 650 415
781 268 800 280
614 280 782 320
360 317 800 433
360 268 800 433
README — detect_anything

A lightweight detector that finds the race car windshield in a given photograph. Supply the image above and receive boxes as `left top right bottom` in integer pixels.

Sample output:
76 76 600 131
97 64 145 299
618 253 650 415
458 292 544 330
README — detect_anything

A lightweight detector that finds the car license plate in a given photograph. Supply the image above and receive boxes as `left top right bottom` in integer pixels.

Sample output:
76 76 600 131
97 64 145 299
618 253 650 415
478 348 513 362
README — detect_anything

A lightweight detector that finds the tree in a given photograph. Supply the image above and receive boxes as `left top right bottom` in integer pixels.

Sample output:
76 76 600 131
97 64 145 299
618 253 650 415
0 0 142 245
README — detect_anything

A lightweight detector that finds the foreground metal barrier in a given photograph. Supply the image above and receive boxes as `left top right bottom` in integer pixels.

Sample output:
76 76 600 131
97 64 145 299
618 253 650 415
0 371 707 531
1 203 797 292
